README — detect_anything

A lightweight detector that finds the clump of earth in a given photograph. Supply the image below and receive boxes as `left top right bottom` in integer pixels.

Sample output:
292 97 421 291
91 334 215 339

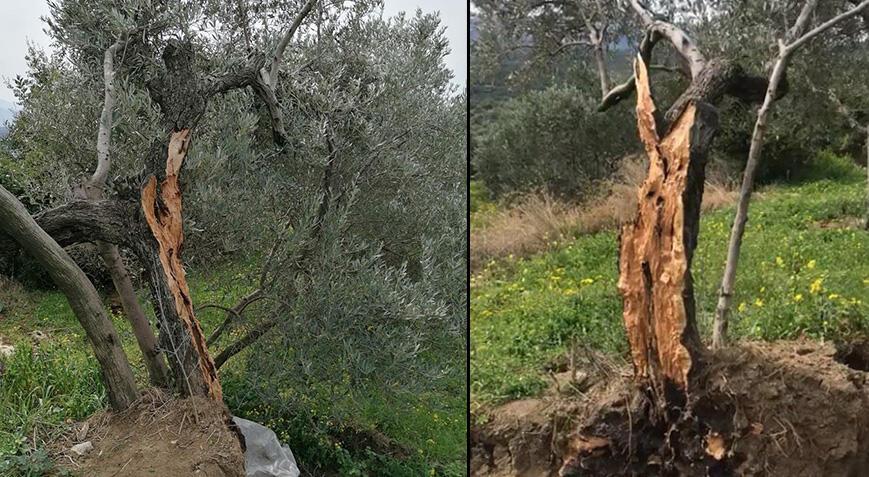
471 340 869 476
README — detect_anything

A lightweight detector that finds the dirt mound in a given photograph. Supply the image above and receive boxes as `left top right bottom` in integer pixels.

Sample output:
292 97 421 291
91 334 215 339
471 340 869 476
54 389 245 476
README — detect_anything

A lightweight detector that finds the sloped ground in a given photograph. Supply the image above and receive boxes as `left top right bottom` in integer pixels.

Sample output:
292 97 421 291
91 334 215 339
471 340 869 476
52 389 245 476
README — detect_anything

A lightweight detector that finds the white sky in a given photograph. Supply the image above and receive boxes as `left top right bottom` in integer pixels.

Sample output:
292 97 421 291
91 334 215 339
0 1 50 104
0 1 467 104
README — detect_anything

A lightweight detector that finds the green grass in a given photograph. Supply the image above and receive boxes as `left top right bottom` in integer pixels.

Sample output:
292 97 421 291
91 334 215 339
471 157 869 407
0 258 465 476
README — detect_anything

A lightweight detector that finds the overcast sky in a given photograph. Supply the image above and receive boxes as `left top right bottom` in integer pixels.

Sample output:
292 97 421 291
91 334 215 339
0 1 467 105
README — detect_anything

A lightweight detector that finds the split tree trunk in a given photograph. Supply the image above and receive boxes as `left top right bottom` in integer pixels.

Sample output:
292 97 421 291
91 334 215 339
140 129 222 400
617 56 713 410
0 185 139 410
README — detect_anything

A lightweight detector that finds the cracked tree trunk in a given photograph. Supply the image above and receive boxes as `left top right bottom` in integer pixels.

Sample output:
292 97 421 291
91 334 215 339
140 129 222 400
617 56 714 411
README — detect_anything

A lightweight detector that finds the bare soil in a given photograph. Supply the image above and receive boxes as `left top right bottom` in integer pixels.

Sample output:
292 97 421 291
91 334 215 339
53 389 245 477
471 340 869 476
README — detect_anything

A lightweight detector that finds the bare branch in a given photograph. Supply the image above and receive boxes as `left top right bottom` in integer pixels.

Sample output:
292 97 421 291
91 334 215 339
785 0 869 53
83 40 123 198
267 0 318 90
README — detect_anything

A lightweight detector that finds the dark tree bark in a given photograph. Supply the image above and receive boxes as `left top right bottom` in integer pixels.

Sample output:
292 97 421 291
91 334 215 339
0 186 139 411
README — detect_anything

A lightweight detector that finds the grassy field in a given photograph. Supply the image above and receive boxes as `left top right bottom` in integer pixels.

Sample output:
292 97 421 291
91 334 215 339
0 260 465 476
471 154 869 408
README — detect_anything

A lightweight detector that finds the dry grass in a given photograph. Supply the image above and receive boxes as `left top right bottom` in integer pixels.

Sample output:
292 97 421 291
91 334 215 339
470 155 739 271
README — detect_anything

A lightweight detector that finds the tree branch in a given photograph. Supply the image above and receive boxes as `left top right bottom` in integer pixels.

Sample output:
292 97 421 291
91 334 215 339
213 318 278 369
267 0 318 90
785 0 869 54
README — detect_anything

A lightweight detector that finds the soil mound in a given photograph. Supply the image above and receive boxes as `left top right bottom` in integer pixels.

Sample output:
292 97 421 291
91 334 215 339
471 340 869 476
54 389 245 476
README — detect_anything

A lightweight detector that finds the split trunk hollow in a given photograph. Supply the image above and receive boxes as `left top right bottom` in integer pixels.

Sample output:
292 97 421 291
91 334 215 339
141 129 222 401
617 56 714 411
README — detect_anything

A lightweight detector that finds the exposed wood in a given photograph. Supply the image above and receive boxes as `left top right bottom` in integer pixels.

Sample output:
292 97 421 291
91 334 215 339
713 0 869 349
617 56 709 405
0 185 139 411
141 129 222 400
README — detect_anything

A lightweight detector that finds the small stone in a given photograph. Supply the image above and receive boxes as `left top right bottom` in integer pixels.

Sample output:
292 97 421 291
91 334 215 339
76 422 90 441
70 441 93 456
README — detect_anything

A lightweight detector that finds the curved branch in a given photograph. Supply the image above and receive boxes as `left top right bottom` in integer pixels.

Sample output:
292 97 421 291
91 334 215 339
203 289 265 346
785 0 869 54
0 200 142 257
214 318 278 369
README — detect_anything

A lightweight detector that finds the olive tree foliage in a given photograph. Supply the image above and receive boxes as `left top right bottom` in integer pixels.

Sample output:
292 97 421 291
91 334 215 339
3 0 465 407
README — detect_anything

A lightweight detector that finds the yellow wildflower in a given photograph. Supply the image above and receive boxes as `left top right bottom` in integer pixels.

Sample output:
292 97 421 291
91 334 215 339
754 298 764 308
580 278 594 285
810 278 823 294
807 260 816 269
738 302 747 312
793 293 803 302
775 256 784 267
828 293 839 300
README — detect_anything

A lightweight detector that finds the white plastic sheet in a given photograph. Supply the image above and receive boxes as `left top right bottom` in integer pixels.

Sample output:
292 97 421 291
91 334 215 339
232 416 300 477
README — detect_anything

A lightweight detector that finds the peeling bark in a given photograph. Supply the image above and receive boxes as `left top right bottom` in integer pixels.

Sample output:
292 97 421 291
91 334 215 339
617 56 710 406
141 129 222 400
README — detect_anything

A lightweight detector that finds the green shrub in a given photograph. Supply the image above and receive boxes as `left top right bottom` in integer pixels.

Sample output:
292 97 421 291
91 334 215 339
472 86 636 200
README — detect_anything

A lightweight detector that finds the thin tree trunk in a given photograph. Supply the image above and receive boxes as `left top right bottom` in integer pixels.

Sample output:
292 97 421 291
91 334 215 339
82 39 169 387
593 41 609 99
713 0 869 348
96 243 168 387
712 54 789 349
865 125 869 230
141 129 222 400
0 186 139 410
